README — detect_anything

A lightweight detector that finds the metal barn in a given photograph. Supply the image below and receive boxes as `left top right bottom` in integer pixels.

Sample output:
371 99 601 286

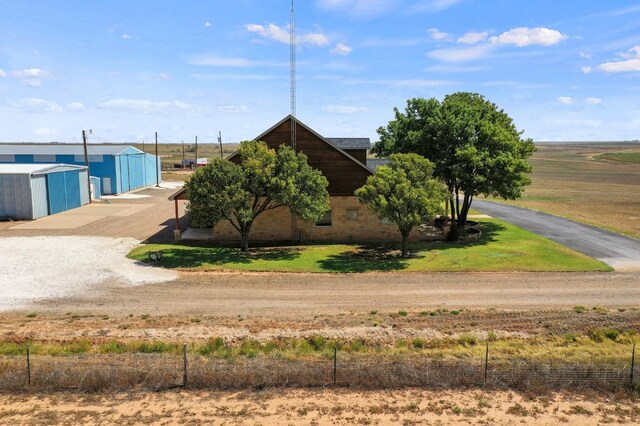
0 144 161 195
0 164 90 220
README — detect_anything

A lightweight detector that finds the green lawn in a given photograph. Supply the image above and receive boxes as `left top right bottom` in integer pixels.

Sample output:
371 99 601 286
595 151 640 164
128 219 611 273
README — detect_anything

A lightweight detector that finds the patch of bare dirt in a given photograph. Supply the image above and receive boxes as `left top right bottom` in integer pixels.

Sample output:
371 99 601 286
0 389 637 425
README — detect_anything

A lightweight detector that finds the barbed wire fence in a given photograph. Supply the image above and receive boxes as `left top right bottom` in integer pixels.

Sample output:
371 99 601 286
1 342 637 392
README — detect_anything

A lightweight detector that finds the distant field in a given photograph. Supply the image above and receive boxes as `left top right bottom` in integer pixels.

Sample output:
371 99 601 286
133 142 239 167
595 151 640 164
485 142 640 238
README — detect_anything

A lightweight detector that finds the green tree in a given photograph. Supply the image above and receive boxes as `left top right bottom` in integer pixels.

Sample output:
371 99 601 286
373 92 535 229
185 141 330 252
355 153 447 258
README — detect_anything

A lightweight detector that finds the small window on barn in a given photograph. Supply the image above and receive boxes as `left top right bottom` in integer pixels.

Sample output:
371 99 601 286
346 209 358 221
315 210 332 227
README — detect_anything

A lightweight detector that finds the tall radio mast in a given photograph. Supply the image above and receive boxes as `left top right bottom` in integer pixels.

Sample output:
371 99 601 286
290 0 297 151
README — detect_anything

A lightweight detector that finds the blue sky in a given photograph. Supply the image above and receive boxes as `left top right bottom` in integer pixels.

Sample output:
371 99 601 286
1 0 640 144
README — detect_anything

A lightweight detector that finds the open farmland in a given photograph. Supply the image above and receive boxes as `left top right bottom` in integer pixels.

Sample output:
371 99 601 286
486 142 640 238
133 142 239 166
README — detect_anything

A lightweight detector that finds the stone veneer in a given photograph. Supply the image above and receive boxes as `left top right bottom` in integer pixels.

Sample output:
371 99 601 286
211 196 424 242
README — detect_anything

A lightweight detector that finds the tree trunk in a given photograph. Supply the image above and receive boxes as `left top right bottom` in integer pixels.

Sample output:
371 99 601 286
401 230 410 258
239 222 252 252
455 187 460 226
458 194 473 229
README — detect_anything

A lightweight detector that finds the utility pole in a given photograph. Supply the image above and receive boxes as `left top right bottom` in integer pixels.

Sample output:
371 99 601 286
155 132 160 187
218 131 223 158
82 130 92 204
142 139 145 153
182 140 185 168
290 0 297 151
194 136 198 169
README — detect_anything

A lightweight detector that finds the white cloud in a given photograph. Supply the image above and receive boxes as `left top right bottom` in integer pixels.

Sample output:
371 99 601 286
0 69 5 77
585 97 602 105
322 105 368 114
97 99 191 113
66 102 86 112
579 51 592 60
489 27 567 47
457 31 489 44
204 21 212 28
557 96 573 105
598 46 640 73
10 98 63 113
35 128 58 136
10 68 52 86
428 28 450 41
121 33 131 40
581 66 593 74
331 43 353 55
245 23 329 47
427 43 494 62
216 105 249 114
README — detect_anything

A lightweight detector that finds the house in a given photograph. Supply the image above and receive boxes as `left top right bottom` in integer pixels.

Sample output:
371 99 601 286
0 144 161 195
169 116 423 242
0 164 90 220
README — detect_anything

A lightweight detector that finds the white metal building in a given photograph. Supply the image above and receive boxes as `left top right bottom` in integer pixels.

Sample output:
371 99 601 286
0 164 89 220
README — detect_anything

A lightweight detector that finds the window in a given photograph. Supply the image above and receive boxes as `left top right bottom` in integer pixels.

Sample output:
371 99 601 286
0 155 15 162
346 209 358 221
315 210 332 227
74 154 103 163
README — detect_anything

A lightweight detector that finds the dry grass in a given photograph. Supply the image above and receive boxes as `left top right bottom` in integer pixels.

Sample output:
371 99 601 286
486 143 640 237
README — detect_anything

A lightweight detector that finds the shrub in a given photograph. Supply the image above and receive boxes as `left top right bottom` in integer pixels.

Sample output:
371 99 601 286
458 334 477 346
574 305 586 314
588 328 620 342
413 338 425 349
398 310 408 316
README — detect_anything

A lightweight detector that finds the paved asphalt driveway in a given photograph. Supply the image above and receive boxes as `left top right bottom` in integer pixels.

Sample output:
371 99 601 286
473 200 640 271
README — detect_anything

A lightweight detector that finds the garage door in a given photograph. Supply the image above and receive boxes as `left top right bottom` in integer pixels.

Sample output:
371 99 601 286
46 171 82 215
46 172 67 214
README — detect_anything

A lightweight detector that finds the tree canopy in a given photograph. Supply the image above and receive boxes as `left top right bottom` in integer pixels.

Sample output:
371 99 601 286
186 141 330 251
355 153 447 257
373 92 535 229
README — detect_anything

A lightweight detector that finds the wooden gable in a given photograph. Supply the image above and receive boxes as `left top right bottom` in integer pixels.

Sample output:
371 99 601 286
235 116 372 196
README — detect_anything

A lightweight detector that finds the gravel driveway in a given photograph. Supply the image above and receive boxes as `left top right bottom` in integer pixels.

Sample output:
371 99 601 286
0 236 177 311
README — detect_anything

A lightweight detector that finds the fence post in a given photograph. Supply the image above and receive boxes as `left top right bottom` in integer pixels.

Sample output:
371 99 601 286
333 347 337 386
631 343 636 388
484 341 489 384
183 344 188 388
26 343 31 387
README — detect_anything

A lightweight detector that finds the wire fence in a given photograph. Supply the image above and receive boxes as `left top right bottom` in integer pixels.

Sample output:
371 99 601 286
1 343 637 393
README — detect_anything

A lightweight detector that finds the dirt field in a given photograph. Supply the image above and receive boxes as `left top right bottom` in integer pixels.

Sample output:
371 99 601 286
489 142 640 238
1 389 638 425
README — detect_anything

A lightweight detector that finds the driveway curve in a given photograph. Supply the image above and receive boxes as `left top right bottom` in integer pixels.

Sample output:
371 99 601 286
473 200 640 271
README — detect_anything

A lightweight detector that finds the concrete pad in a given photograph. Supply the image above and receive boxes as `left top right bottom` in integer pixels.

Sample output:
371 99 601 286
10 215 104 230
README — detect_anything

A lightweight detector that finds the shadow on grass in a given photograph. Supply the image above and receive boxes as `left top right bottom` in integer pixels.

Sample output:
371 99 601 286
151 245 303 268
319 245 419 272
424 220 507 252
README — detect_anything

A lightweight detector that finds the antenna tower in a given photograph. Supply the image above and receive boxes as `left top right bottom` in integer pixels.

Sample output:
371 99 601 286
290 0 297 150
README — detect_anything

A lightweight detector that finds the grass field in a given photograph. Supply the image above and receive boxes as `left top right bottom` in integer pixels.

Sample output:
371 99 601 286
133 142 239 166
128 219 610 272
595 151 640 164
485 142 640 238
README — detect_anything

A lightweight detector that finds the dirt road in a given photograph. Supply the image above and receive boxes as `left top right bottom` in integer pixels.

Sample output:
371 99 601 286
25 271 640 317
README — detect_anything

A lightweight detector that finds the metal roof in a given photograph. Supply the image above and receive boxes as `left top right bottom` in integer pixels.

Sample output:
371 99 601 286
0 144 142 156
326 138 371 150
0 163 88 175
